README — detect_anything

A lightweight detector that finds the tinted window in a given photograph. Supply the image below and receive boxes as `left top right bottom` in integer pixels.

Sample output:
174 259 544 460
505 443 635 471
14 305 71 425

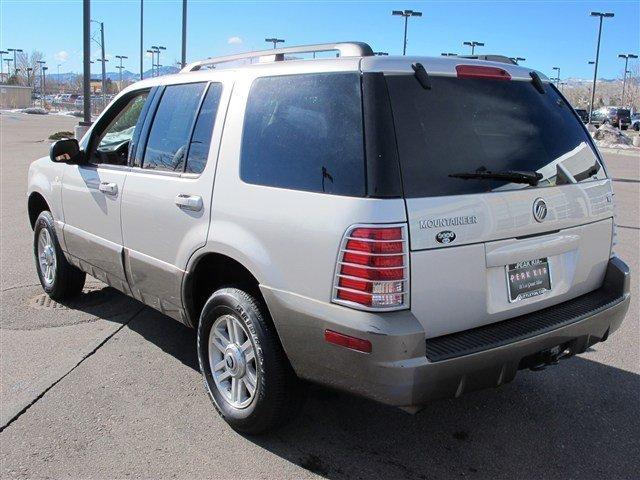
143 83 206 171
240 73 365 196
185 83 223 174
386 76 606 198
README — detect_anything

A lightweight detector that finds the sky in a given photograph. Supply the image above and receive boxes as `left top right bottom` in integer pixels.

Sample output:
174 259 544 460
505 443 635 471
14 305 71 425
1 0 638 80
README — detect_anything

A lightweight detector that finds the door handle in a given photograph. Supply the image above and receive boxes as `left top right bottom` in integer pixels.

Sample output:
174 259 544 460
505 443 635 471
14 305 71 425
175 194 203 212
98 182 118 195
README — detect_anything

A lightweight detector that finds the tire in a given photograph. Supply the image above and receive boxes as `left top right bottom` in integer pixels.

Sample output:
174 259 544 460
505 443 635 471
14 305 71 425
33 211 86 300
197 287 305 434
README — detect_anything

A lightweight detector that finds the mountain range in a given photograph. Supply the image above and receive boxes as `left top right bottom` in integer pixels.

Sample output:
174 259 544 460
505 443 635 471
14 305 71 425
46 65 180 83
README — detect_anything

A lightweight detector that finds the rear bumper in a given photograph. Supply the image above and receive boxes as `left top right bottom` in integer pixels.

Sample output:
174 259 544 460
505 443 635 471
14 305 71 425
262 257 630 408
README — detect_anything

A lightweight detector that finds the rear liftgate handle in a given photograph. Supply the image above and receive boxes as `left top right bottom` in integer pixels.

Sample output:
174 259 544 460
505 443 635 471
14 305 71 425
175 194 203 212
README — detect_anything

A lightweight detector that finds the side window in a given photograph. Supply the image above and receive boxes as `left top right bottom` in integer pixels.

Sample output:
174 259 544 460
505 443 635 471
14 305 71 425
92 91 148 165
143 82 206 171
185 83 223 174
240 73 365 196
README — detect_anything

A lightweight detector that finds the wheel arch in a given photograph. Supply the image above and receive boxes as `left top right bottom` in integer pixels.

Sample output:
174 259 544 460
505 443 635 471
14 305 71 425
28 191 51 229
182 250 270 329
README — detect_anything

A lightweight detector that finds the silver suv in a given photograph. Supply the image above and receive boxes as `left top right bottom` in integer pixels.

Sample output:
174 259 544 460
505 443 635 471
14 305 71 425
27 42 631 433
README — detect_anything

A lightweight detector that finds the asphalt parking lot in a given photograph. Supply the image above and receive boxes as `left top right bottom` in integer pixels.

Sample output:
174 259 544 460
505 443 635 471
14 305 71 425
1 112 639 479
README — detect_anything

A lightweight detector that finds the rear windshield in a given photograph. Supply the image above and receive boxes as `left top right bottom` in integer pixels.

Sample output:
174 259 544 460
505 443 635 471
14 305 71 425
617 109 630 116
386 75 606 198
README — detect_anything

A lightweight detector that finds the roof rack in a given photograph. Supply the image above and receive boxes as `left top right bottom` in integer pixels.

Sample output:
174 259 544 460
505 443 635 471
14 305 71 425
181 42 374 72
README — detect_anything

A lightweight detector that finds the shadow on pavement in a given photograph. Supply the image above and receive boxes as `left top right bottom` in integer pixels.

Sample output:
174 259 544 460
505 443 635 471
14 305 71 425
69 287 640 479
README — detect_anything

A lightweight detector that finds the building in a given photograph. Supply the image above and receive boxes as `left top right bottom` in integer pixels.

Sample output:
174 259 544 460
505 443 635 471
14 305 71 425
0 84 33 109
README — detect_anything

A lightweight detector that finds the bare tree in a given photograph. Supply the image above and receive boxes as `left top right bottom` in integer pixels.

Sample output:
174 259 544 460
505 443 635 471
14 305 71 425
15 50 45 88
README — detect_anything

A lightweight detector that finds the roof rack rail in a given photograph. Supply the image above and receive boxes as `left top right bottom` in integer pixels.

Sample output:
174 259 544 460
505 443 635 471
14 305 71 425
181 42 374 72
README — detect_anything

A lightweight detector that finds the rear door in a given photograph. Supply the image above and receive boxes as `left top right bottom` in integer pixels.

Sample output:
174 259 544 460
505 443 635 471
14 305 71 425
384 70 614 338
120 81 227 319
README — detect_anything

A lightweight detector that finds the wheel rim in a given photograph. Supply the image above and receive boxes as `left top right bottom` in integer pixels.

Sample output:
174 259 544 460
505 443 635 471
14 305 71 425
208 314 258 409
37 228 56 288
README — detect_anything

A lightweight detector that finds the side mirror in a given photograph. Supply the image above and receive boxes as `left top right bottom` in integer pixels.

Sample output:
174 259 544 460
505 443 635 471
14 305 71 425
50 138 82 163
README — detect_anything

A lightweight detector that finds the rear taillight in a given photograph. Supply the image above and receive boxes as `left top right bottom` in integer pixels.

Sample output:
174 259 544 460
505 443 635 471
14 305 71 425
332 224 409 311
456 65 511 81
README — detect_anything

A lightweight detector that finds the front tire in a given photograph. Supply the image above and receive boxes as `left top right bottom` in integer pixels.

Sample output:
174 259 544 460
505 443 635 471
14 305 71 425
197 287 305 434
33 211 86 300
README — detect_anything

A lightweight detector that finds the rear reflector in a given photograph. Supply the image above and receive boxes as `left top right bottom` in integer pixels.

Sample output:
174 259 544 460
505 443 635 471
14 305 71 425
325 329 372 353
332 224 409 311
456 65 511 81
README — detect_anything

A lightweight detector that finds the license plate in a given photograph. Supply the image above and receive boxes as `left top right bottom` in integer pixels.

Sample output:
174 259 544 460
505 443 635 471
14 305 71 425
506 258 551 302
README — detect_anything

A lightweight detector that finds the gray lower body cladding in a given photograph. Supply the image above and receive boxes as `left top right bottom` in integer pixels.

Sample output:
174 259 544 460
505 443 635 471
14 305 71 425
262 257 630 408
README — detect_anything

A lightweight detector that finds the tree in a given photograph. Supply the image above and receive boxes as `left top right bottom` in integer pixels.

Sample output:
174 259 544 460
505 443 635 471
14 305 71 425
16 50 44 89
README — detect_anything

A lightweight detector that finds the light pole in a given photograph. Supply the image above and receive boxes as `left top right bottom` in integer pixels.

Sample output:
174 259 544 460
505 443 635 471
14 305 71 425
42 66 48 106
90 20 108 106
265 38 285 49
140 0 144 80
618 53 638 107
150 45 166 76
146 49 155 76
3 59 13 80
392 10 422 56
115 55 128 91
589 11 615 123
26 67 33 86
552 66 560 87
37 60 46 99
181 0 187 68
510 57 526 64
7 48 23 75
0 50 7 80
463 41 484 55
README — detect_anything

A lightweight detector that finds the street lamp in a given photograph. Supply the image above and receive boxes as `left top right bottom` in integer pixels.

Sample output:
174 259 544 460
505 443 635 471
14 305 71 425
7 48 23 75
42 66 48 104
115 55 128 91
265 38 285 49
463 41 484 55
392 9 422 56
618 53 638 106
4 58 13 80
510 57 526 64
26 67 33 86
37 60 46 97
552 66 560 87
588 11 615 123
150 45 166 76
0 50 7 80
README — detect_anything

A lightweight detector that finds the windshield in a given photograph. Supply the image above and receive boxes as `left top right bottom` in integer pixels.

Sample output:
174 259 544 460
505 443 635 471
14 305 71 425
385 75 606 197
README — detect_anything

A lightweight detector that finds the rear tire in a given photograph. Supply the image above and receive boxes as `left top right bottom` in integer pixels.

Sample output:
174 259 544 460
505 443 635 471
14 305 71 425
197 287 305 434
33 211 86 300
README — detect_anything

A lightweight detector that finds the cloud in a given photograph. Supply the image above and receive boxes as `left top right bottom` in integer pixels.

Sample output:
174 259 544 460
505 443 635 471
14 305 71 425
227 36 243 45
54 50 69 63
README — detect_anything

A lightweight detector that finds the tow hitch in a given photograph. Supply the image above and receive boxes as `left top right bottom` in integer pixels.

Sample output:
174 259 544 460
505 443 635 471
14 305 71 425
520 343 573 372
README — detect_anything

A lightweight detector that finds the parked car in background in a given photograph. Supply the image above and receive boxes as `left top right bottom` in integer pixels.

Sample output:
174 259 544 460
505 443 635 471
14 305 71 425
575 108 589 123
631 113 640 131
27 42 631 434
591 106 631 129
615 108 631 130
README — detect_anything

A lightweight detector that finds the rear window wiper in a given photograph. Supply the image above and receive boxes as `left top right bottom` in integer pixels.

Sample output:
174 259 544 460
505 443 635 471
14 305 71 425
449 167 543 186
